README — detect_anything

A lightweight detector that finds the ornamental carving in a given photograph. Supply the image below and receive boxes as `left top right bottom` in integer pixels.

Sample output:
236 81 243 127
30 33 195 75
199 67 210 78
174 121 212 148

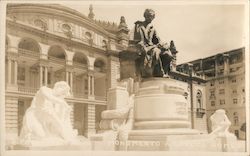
34 19 48 31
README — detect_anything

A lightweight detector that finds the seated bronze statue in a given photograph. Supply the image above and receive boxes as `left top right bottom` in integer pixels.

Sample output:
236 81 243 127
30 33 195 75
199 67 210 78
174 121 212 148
131 9 176 78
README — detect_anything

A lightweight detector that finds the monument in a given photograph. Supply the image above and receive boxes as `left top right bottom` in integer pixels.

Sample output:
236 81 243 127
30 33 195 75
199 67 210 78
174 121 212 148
14 9 242 152
118 8 197 150
116 9 241 152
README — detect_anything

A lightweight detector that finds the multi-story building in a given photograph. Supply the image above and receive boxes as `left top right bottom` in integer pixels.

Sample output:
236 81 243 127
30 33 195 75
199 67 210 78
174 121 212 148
5 4 129 143
177 47 246 139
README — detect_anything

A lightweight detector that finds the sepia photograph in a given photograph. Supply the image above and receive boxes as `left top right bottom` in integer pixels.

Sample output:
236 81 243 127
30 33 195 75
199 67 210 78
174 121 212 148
0 0 249 156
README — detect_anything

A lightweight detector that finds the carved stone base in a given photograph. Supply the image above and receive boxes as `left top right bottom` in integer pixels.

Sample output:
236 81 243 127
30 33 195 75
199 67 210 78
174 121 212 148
126 78 200 151
134 78 190 130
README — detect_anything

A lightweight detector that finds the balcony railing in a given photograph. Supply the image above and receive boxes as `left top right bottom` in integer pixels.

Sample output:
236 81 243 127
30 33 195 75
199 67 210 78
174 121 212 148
94 67 106 73
18 48 40 57
48 56 66 65
95 96 107 101
73 92 87 99
73 62 88 70
18 86 38 94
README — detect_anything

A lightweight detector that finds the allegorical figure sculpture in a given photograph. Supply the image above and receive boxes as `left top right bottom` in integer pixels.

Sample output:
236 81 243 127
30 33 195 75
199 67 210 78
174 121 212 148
132 9 176 78
210 109 236 138
19 81 78 146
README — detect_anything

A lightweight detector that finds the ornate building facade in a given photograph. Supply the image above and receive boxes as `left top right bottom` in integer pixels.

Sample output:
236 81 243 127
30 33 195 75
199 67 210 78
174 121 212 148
5 4 129 142
177 47 246 140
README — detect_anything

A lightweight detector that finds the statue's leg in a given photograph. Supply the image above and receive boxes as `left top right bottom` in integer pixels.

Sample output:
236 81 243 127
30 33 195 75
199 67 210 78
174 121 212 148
152 48 166 77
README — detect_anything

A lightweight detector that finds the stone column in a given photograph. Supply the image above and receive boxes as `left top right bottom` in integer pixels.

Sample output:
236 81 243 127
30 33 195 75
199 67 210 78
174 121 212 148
87 71 95 99
39 43 50 60
13 60 18 85
84 104 96 137
66 71 69 84
187 63 195 129
7 59 12 84
39 66 43 87
70 72 73 90
6 52 18 91
65 65 74 89
44 66 48 86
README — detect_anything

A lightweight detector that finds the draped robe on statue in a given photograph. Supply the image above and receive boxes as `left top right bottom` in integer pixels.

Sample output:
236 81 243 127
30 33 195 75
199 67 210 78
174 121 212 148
133 21 173 77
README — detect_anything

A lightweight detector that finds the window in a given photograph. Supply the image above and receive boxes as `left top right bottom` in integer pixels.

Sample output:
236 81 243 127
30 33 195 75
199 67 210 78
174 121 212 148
48 72 51 85
230 68 235 73
210 81 214 86
220 99 225 105
210 90 215 97
18 67 25 81
218 69 224 75
233 112 239 126
233 99 237 104
211 101 215 106
232 79 237 83
196 90 203 108
219 80 224 84
242 88 245 93
234 130 239 138
219 89 225 94
232 90 237 94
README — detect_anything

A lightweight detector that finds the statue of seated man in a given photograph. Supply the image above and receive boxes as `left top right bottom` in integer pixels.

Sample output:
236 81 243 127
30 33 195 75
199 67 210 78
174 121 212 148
132 9 174 78
19 81 78 146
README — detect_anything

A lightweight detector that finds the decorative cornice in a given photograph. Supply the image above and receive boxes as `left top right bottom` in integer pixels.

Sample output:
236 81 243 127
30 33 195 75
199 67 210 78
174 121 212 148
7 4 119 39
7 20 112 58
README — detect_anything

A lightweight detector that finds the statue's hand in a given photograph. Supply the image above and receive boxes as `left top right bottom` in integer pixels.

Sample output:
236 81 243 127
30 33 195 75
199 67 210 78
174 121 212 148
137 42 147 52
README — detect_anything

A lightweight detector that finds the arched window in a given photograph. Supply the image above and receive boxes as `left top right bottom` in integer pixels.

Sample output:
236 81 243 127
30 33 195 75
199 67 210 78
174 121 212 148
94 59 106 72
233 112 239 125
196 90 203 109
18 38 40 54
48 45 66 60
73 52 88 67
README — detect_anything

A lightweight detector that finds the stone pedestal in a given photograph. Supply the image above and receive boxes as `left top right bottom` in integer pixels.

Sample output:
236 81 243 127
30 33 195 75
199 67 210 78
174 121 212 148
127 78 199 150
119 45 140 81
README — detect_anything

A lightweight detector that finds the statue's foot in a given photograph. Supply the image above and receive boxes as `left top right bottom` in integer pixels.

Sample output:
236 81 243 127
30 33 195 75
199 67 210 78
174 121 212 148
163 74 170 78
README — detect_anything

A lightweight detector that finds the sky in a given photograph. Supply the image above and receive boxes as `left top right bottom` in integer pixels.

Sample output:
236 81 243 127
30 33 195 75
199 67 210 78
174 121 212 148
68 2 245 64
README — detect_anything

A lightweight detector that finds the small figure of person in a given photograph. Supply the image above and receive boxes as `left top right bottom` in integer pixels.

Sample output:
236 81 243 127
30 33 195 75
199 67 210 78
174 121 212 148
19 81 77 146
132 9 174 78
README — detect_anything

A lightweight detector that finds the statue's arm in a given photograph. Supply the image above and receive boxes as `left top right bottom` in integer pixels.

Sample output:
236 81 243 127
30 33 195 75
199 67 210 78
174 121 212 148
39 86 66 105
152 29 161 45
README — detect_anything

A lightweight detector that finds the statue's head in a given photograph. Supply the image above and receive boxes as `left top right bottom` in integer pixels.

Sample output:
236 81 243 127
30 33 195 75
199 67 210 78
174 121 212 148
144 9 155 23
53 81 71 98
